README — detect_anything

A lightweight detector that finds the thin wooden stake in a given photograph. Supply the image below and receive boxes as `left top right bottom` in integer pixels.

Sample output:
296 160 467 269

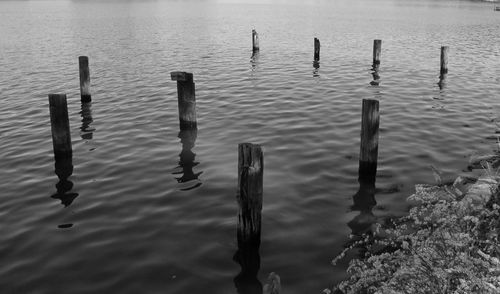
48 94 72 160
79 56 91 103
359 99 379 181
314 37 320 61
171 71 197 130
440 46 449 75
252 29 260 52
373 39 382 66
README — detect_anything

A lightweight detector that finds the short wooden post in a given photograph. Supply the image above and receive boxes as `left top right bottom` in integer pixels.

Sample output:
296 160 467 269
170 72 197 130
440 46 449 75
314 37 320 61
78 56 91 103
49 94 72 160
237 143 263 246
373 39 382 66
359 99 379 181
263 272 281 294
252 29 260 52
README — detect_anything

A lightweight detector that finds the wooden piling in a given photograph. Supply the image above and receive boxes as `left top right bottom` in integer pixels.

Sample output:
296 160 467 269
78 56 91 103
49 94 72 159
314 37 320 61
170 71 197 130
237 143 263 247
440 46 449 75
252 29 260 52
373 39 382 66
359 99 379 181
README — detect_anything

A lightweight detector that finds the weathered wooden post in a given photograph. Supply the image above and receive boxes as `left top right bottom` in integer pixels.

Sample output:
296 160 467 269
236 143 263 272
49 94 72 160
440 46 449 75
373 39 382 66
79 56 91 103
314 37 320 61
252 29 260 52
171 72 197 130
359 99 379 181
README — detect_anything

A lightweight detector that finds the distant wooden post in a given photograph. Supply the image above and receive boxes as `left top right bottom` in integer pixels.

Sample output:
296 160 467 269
373 39 382 66
171 72 197 130
78 56 91 103
440 46 449 75
314 37 320 61
49 94 72 159
252 29 260 52
237 143 263 247
359 99 379 181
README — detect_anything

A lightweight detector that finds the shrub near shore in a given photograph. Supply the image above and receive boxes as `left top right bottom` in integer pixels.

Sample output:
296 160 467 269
331 161 500 294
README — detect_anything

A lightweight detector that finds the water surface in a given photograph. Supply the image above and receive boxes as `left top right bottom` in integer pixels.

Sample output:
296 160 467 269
1 0 500 293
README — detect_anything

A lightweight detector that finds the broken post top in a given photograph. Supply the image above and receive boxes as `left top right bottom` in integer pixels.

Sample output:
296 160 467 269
171 71 194 82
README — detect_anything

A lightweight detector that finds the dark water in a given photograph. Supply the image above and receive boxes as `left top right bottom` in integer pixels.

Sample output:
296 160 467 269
1 0 499 293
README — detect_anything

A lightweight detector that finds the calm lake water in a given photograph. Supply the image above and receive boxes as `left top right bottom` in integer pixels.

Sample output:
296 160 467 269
1 0 499 293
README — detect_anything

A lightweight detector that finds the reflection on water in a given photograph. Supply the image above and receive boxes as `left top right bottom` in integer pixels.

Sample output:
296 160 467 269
370 64 380 86
313 61 320 78
348 177 377 236
233 214 263 294
173 129 202 191
438 73 447 90
51 155 78 207
250 52 260 72
80 102 95 140
234 248 263 294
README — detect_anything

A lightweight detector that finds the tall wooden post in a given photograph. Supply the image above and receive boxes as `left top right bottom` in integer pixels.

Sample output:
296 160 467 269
314 37 320 61
359 99 379 181
49 94 72 160
252 29 260 52
235 143 263 273
171 72 197 130
234 143 264 293
79 56 91 103
373 39 382 66
440 46 449 75
237 143 263 247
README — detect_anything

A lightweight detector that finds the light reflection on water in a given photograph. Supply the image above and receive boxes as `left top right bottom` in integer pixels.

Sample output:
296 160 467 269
0 0 500 293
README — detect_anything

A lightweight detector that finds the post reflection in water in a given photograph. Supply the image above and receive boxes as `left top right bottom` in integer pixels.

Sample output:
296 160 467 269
51 155 79 207
250 52 260 72
313 60 320 78
80 102 95 140
233 215 263 294
172 129 202 190
348 176 377 236
370 64 380 86
438 73 447 90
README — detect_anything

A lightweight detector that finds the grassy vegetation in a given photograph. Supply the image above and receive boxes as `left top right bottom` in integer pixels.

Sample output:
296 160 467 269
331 163 500 294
